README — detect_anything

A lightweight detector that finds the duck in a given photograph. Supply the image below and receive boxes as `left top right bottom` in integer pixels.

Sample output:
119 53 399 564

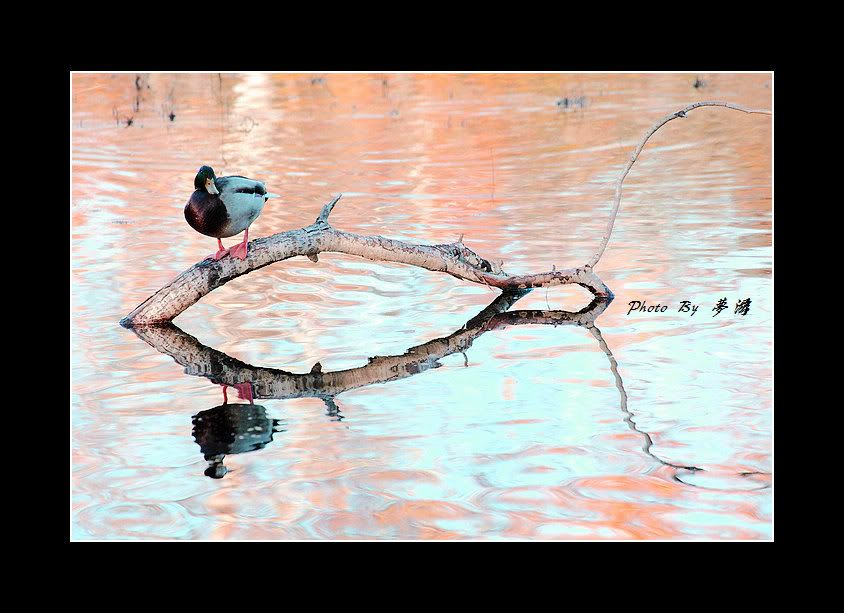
184 165 280 261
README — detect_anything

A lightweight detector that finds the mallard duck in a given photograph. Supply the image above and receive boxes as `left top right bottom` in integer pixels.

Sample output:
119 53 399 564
184 165 279 260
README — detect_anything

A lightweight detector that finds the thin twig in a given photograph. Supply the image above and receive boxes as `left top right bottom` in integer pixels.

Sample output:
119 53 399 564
585 101 771 270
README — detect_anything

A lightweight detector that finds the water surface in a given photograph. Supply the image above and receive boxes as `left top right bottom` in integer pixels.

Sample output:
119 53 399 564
72 73 772 539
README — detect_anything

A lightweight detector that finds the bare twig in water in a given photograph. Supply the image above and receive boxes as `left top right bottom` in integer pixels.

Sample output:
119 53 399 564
586 324 701 472
585 101 771 270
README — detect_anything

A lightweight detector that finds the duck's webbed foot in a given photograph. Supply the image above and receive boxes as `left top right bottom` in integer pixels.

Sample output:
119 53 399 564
233 382 253 404
228 241 248 260
220 382 253 404
208 239 230 261
228 230 250 260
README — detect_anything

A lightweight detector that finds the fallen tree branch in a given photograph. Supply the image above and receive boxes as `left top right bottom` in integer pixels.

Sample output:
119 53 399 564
120 101 770 326
120 195 611 326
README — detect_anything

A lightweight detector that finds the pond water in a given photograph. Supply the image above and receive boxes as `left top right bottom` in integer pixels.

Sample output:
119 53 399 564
71 72 773 540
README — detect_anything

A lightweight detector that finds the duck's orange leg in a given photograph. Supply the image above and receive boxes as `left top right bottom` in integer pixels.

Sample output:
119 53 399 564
221 383 253 404
209 238 229 261
233 382 253 404
228 229 249 260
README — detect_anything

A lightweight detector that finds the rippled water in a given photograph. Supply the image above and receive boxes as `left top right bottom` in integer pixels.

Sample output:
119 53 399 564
72 73 773 540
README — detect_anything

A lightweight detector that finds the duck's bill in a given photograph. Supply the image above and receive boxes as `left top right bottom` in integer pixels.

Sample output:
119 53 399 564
265 192 281 199
206 179 219 195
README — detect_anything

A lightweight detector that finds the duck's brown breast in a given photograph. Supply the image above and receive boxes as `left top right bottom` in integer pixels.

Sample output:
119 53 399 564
184 190 230 238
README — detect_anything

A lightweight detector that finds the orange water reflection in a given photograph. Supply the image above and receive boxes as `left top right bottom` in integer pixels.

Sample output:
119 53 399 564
72 73 772 540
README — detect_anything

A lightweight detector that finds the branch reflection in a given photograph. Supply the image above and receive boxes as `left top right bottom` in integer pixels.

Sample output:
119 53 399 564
132 290 702 477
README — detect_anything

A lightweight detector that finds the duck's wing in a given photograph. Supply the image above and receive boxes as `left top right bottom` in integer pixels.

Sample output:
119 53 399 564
216 175 267 196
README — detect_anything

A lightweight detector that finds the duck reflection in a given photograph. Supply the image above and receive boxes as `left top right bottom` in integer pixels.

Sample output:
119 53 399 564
132 289 702 478
192 403 286 478
221 382 253 405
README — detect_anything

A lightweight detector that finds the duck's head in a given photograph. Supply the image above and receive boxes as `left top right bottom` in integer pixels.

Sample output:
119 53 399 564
194 165 219 195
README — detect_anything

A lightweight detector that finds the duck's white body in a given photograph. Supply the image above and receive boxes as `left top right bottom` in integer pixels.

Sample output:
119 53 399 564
215 176 278 237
